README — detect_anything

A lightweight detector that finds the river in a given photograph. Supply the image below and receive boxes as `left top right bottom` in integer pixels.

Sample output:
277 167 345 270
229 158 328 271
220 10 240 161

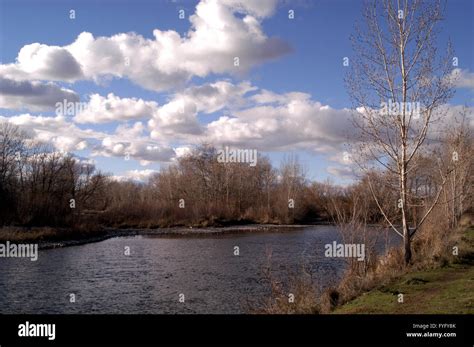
0 225 397 314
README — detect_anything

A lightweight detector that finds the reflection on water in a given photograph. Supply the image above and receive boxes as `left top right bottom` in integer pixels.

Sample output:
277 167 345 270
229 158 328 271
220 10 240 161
0 226 397 314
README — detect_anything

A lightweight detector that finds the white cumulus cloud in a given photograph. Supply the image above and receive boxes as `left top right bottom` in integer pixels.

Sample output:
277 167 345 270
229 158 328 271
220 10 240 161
75 93 159 124
0 76 79 112
0 0 289 92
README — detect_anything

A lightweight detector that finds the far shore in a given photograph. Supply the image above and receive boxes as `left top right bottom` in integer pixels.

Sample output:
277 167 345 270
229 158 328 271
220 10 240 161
0 223 326 250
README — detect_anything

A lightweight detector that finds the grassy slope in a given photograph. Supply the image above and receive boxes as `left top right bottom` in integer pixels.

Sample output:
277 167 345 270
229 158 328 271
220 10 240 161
334 226 474 314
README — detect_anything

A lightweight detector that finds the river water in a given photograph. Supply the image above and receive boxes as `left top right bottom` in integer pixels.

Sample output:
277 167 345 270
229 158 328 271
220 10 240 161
0 225 396 314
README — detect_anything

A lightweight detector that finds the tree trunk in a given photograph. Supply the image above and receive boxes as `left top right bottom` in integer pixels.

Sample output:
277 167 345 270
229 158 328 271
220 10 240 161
403 228 412 265
401 149 412 265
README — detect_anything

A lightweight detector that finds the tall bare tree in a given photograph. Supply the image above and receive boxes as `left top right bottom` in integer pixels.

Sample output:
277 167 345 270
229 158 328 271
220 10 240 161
437 110 473 228
346 0 456 264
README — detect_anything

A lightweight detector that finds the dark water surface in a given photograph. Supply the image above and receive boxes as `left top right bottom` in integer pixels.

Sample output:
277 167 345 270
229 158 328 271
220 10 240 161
0 226 396 313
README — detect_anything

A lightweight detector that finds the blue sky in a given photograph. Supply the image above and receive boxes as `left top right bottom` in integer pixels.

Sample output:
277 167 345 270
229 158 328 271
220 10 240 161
0 0 473 183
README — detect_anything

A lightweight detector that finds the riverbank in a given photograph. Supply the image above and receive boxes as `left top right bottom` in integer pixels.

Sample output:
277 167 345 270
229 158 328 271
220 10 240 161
333 225 474 314
0 224 312 249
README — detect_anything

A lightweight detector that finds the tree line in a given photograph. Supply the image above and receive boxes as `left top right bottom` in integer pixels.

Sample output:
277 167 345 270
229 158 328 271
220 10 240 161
1 121 471 235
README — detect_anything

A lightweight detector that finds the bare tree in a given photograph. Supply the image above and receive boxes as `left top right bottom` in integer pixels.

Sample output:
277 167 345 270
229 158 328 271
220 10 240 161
327 181 380 275
437 109 473 228
0 123 26 223
279 155 306 223
346 0 455 264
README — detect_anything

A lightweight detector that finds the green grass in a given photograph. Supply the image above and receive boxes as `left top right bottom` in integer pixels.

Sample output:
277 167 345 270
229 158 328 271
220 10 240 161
334 226 474 314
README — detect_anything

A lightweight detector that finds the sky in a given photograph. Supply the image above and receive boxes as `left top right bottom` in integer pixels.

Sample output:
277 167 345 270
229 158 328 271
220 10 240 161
0 0 473 183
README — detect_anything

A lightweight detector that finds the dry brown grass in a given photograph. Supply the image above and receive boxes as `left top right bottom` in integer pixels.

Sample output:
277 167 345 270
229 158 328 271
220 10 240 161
0 226 61 242
250 270 321 314
330 220 460 311
254 210 470 314
0 222 106 243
